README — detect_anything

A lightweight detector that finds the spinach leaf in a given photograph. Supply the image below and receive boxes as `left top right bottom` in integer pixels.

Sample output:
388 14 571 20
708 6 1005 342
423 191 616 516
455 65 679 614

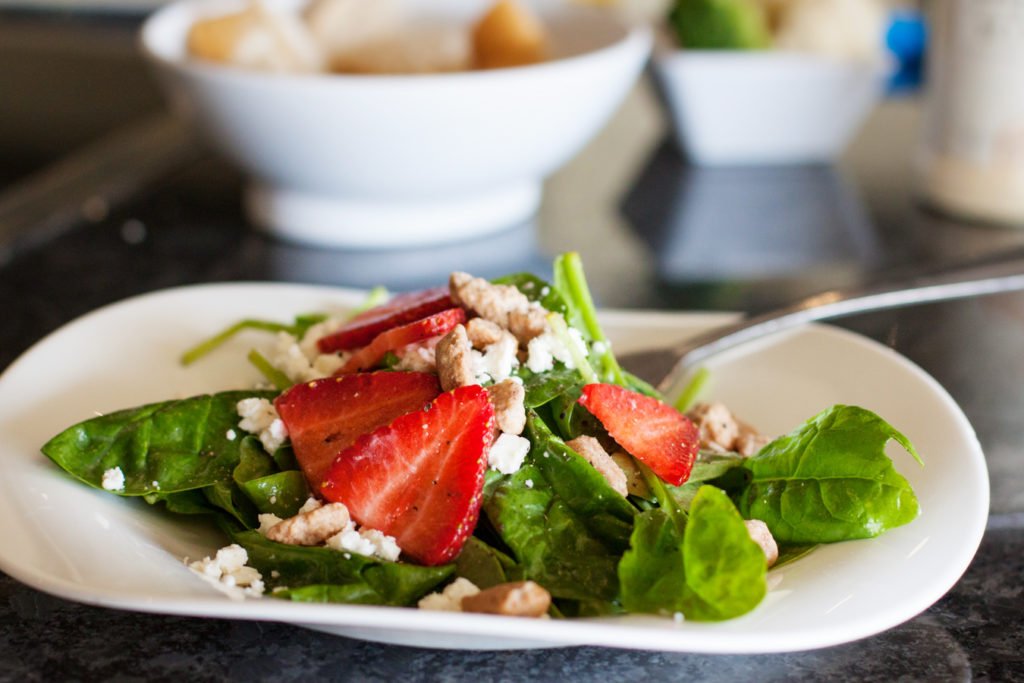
518 367 583 409
455 537 522 589
736 405 922 543
229 529 452 606
143 489 215 515
231 436 310 518
619 486 766 621
41 390 277 495
482 415 635 606
204 481 258 528
669 453 748 510
238 472 310 519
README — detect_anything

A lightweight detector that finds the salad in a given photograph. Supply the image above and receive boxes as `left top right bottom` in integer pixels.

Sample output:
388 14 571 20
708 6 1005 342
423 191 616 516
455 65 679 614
41 253 921 621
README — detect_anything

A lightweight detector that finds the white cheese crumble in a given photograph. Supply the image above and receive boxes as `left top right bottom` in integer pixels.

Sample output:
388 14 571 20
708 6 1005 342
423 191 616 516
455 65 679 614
524 479 534 489
394 338 440 373
488 432 531 475
225 429 237 441
257 512 284 536
101 467 125 492
417 578 481 611
525 325 588 374
298 496 322 514
268 320 349 384
325 522 402 562
471 333 519 384
236 398 289 453
187 544 264 599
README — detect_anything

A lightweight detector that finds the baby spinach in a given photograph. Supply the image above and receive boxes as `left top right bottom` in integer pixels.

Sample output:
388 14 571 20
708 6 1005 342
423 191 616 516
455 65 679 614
230 529 452 606
482 415 635 607
669 453 748 510
455 537 522 589
41 390 277 495
619 486 766 621
232 436 309 518
518 367 583 409
736 405 922 543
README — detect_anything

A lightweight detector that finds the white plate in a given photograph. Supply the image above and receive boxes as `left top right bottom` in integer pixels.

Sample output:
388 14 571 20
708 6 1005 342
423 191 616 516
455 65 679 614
0 283 988 653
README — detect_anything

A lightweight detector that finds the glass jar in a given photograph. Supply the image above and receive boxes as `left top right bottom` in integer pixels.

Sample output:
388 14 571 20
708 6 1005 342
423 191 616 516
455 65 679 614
916 0 1024 225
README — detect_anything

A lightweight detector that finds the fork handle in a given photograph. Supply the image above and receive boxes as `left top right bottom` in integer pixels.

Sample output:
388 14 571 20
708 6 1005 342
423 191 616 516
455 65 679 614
657 254 1024 393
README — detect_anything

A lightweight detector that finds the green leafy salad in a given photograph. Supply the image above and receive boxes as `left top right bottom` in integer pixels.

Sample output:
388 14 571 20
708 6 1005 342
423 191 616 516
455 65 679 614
41 253 922 621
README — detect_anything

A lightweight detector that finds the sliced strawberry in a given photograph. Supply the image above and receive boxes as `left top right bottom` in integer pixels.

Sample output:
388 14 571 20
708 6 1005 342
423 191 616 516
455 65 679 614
318 287 453 353
338 308 466 374
274 371 440 491
321 385 495 566
577 383 699 486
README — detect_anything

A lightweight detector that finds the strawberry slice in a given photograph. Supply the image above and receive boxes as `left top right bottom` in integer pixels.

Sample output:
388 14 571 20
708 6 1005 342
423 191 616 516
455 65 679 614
274 371 440 491
321 385 495 566
577 383 699 486
318 287 453 353
338 308 466 374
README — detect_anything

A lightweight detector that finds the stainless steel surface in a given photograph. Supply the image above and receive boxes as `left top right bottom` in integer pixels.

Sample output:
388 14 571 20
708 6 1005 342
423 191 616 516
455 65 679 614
617 250 1024 391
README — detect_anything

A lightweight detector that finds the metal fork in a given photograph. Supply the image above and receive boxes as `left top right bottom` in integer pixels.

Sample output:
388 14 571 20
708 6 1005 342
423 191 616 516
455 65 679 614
617 252 1024 394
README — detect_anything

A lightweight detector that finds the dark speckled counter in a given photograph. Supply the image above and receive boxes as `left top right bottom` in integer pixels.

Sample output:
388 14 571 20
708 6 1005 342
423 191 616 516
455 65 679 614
3 13 1024 681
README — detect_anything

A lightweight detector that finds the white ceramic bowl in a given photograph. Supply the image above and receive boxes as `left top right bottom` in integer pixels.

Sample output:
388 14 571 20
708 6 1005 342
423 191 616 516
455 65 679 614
653 50 887 166
141 0 651 248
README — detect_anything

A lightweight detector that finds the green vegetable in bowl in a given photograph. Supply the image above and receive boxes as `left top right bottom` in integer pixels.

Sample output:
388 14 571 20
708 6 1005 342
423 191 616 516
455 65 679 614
669 0 772 50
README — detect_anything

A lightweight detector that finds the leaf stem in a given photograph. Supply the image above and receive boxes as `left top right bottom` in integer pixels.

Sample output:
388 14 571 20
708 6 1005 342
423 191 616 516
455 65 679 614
247 349 292 391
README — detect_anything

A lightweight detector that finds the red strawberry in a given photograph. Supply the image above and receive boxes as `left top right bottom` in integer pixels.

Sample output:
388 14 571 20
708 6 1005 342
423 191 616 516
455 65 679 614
318 287 453 353
274 372 440 491
321 385 495 566
577 383 699 486
338 308 466 374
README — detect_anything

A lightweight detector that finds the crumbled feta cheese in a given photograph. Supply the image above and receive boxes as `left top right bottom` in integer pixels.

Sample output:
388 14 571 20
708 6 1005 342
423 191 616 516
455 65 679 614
101 467 125 492
471 333 519 384
236 398 289 453
298 496 322 514
326 523 376 556
359 528 402 562
524 479 534 489
225 429 237 441
324 521 402 561
257 512 284 536
488 432 531 474
591 340 609 356
394 338 440 373
187 544 265 599
526 326 588 373
417 577 481 611
268 321 349 384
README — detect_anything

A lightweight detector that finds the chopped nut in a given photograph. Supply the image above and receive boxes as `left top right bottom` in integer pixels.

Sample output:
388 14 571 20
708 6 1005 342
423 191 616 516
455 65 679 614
507 304 548 344
265 502 350 546
487 379 526 435
449 271 532 330
610 451 650 498
466 317 505 348
461 580 551 617
687 402 740 454
735 420 771 456
436 324 475 391
745 519 779 567
566 435 628 497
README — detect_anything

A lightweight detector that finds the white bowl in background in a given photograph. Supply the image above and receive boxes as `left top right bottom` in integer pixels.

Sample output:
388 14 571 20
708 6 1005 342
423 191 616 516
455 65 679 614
140 0 651 248
653 50 887 166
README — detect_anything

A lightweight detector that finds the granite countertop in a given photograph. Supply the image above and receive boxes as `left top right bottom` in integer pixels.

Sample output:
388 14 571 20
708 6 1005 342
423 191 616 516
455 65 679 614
3 13 1024 681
